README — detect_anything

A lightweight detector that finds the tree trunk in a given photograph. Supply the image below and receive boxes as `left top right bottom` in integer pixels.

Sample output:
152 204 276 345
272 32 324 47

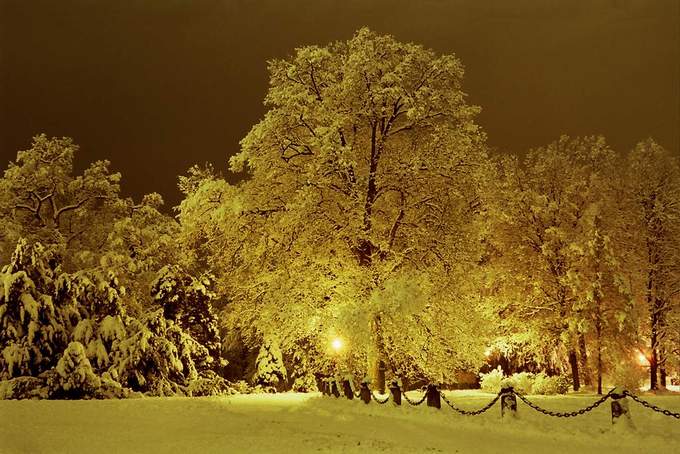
568 349 580 391
370 358 386 394
595 317 603 395
650 322 658 391
660 345 667 388
578 333 592 387
369 314 386 393
659 315 667 388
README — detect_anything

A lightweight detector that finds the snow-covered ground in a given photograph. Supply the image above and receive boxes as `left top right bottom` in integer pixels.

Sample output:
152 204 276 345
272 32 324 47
1 390 678 453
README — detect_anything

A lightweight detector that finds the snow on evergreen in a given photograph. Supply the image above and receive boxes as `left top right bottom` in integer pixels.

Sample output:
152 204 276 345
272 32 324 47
151 265 225 373
0 239 232 399
50 341 101 398
290 350 318 392
253 336 287 391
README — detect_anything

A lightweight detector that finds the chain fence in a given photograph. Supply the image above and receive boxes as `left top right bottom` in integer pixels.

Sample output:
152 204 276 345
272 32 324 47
402 387 428 406
371 391 390 404
623 390 680 420
321 377 680 424
439 390 502 415
514 390 612 417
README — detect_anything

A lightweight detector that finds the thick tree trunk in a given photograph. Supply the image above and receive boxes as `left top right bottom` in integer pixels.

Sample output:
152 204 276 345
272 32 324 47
660 345 667 388
369 314 386 393
595 317 603 395
650 323 658 391
659 315 667 388
645 255 660 391
578 334 592 387
660 366 667 388
568 349 580 391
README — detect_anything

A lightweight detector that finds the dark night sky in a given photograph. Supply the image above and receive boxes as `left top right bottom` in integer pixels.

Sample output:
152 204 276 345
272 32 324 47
1 0 678 207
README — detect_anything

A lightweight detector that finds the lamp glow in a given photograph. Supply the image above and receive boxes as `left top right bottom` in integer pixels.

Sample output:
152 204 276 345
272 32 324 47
331 338 343 352
637 351 648 366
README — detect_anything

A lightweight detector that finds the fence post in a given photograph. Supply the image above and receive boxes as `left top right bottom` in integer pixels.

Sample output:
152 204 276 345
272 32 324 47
389 380 402 406
500 386 517 419
426 384 441 409
610 388 632 427
331 378 340 398
342 379 354 400
360 381 371 404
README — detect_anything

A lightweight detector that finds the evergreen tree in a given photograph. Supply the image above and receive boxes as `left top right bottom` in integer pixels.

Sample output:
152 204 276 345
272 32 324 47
49 341 101 399
151 265 225 373
253 336 287 391
0 239 69 378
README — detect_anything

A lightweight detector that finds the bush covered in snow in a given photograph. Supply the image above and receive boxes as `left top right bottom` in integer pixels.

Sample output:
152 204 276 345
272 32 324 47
510 371 535 395
479 366 505 393
608 360 647 393
531 372 571 395
479 367 570 395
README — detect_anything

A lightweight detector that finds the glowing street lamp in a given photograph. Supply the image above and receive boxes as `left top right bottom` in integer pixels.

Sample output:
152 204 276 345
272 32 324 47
331 337 344 353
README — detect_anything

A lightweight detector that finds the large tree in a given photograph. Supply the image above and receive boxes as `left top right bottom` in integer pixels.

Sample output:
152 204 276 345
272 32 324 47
0 134 124 269
179 28 491 390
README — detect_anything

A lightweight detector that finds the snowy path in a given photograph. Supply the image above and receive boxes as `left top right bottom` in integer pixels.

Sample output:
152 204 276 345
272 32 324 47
1 392 679 453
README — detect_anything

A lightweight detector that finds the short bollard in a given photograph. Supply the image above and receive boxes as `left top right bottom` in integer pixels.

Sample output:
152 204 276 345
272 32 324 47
426 384 441 409
500 386 517 419
360 382 371 404
342 379 354 400
331 379 341 398
389 380 402 406
610 388 632 427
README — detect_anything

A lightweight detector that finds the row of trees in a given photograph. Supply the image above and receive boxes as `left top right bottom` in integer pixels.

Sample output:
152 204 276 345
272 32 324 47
484 136 680 393
1 28 677 397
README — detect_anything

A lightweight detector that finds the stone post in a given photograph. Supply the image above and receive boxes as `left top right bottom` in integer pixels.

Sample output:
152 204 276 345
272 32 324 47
331 378 340 398
389 380 402 406
342 379 354 400
500 386 517 419
426 384 441 409
360 381 371 404
610 388 633 427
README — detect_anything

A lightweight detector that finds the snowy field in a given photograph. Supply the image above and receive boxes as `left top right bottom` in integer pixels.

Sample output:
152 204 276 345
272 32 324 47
1 391 679 453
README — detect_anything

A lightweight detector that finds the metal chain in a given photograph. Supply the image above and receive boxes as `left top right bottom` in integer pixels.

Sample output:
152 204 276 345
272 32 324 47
439 390 502 415
371 391 390 404
623 391 680 419
403 389 428 406
515 391 611 417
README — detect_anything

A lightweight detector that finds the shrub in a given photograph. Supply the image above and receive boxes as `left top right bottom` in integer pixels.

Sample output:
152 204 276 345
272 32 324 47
532 372 570 395
479 366 504 393
0 376 48 399
510 372 534 395
608 361 646 393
